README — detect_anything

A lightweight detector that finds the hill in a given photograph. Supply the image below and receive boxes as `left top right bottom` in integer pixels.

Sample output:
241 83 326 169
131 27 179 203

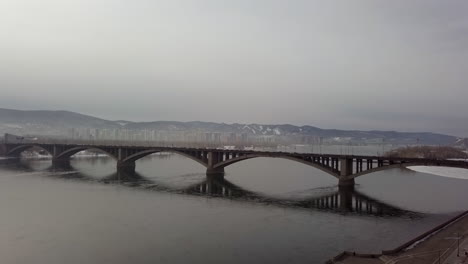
0 108 459 145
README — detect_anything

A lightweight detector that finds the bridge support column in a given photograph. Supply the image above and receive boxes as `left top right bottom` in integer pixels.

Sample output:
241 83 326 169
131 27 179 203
338 178 355 188
206 167 225 178
339 158 353 176
207 151 225 178
52 158 72 171
207 152 219 167
117 161 136 173
339 158 355 188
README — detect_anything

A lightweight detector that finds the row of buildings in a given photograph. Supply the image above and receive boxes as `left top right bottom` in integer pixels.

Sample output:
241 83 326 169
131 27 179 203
66 127 323 146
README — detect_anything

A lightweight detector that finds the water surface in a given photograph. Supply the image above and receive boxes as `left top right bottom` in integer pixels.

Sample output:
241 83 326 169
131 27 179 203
1 152 467 263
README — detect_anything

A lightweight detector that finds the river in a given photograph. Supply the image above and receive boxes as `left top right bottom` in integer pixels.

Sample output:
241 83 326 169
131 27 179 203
1 147 467 263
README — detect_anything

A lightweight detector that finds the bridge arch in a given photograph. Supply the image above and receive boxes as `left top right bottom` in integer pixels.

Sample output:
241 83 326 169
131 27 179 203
7 144 53 157
121 149 209 168
212 154 340 179
55 147 118 160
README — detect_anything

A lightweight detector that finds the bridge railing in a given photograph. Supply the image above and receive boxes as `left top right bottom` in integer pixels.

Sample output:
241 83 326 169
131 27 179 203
3 134 284 152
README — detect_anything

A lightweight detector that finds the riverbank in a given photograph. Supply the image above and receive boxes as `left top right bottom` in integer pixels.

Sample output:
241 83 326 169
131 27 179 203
385 146 468 160
327 210 468 263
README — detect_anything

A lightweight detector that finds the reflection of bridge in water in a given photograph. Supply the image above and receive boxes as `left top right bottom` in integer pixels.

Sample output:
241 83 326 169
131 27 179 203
184 177 415 217
5 159 417 217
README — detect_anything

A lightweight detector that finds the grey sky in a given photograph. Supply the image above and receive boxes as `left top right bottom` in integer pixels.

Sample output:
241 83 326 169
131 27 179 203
1 0 467 136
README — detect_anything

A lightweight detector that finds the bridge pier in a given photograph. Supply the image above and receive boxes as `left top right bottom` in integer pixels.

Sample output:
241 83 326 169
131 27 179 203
207 151 225 178
206 167 225 178
52 158 72 171
339 158 355 188
338 178 355 188
111 169 141 182
117 161 136 173
339 158 353 176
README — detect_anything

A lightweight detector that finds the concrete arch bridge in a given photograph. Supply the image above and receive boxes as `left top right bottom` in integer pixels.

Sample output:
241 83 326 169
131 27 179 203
4 139 468 187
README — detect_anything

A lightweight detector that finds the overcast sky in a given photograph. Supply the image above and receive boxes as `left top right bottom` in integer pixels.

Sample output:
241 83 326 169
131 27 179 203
0 0 467 136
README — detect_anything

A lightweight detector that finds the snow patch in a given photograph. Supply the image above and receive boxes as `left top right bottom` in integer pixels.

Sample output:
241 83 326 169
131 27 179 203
242 125 256 134
408 166 468 180
223 146 236 150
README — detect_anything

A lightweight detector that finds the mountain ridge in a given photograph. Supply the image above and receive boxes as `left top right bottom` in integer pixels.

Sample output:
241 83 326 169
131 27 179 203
0 108 459 145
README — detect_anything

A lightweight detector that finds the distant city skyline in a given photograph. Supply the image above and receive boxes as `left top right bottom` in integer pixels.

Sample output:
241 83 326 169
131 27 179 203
1 106 467 138
0 108 462 147
1 1 467 136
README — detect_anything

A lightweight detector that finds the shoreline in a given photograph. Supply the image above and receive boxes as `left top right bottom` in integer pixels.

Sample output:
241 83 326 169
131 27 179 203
326 210 468 263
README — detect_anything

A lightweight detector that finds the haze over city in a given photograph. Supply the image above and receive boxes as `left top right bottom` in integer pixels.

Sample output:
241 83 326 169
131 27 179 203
1 0 468 136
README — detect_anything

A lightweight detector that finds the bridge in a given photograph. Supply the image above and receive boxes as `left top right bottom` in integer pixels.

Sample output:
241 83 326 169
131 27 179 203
3 135 468 187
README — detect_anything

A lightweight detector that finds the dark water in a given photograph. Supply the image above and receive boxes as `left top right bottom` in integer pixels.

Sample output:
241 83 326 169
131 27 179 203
1 153 468 264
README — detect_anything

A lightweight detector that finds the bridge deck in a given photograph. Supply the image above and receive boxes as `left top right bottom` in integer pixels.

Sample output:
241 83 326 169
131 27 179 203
3 138 468 185
4 141 467 163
